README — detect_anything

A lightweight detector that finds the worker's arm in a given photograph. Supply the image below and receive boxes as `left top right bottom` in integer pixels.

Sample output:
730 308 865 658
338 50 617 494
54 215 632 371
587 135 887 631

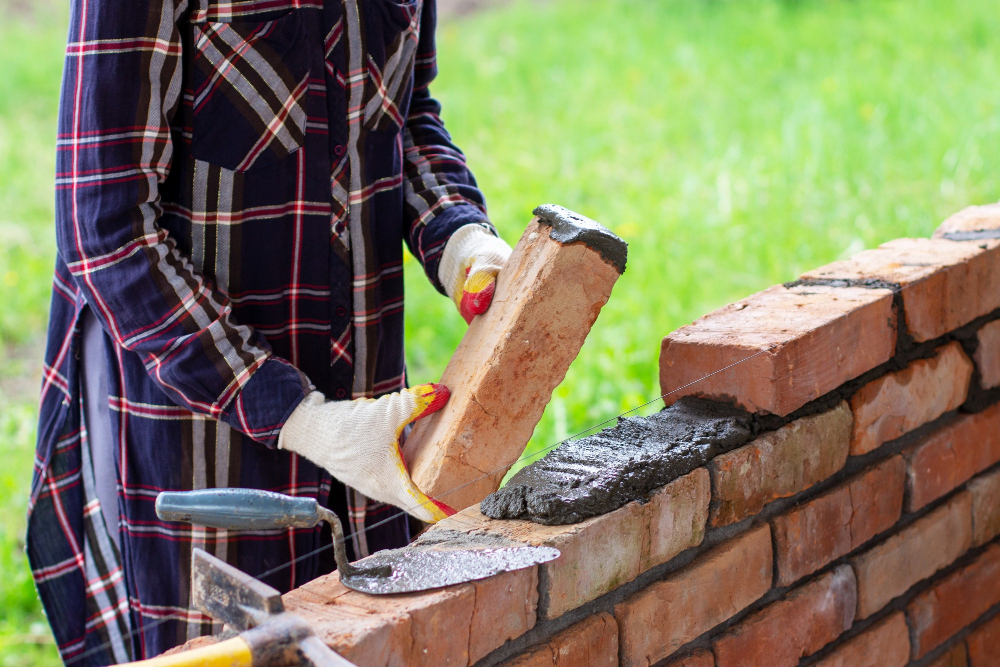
401 0 511 318
55 0 309 447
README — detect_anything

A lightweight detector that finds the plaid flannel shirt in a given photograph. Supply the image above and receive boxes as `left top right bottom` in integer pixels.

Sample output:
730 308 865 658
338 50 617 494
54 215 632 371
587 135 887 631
26 0 491 663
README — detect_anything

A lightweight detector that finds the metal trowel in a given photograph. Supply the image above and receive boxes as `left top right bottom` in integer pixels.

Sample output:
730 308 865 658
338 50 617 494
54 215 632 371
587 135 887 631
155 488 559 595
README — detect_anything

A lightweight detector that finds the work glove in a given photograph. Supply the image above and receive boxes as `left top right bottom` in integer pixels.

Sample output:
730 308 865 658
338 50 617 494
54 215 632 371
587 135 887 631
278 384 453 522
438 224 513 323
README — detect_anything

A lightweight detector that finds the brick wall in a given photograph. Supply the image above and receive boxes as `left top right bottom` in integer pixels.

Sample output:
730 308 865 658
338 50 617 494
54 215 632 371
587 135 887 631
173 204 1000 666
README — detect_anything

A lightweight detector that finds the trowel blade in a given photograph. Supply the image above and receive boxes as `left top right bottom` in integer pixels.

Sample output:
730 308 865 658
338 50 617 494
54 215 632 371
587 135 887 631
340 546 561 595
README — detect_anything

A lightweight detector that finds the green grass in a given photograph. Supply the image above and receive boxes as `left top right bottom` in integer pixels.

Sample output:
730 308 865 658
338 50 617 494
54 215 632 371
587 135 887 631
4 0 1000 662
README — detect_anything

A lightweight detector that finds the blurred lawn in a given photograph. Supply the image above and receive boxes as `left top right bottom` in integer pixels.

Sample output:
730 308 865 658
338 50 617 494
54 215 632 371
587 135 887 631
3 0 1000 662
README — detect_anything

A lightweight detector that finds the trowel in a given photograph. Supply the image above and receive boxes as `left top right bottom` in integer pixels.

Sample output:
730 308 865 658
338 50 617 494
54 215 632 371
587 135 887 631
155 488 559 595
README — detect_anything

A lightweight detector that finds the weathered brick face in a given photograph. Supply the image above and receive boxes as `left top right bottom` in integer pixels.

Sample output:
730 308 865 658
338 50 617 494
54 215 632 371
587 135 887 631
168 208 1000 667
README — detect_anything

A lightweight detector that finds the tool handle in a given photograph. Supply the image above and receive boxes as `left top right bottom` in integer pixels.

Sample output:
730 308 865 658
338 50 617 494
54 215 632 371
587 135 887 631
156 488 322 531
116 636 252 667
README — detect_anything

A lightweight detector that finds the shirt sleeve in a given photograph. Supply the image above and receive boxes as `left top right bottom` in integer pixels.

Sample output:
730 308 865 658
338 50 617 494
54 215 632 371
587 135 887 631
55 0 309 447
402 0 500 294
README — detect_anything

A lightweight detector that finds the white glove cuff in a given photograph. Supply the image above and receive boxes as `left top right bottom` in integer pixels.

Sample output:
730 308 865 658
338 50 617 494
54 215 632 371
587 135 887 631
438 224 511 300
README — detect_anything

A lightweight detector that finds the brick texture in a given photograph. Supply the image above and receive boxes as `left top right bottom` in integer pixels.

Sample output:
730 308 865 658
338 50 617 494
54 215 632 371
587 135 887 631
660 284 896 416
665 649 715 667
507 613 619 667
709 403 851 527
926 642 968 667
933 203 1000 238
907 542 1000 659
970 467 1000 547
977 320 1000 390
772 456 904 586
849 342 973 456
966 612 1000 667
852 491 973 619
801 237 1000 343
713 565 856 667
906 402 1000 511
813 612 910 667
615 525 772 667
427 469 709 621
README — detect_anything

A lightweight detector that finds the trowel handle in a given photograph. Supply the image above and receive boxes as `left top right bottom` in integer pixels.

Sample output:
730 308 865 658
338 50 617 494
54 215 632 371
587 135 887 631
156 488 323 531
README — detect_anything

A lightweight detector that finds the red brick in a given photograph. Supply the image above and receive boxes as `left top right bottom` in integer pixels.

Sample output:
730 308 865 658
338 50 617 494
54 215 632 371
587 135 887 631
966 612 1000 667
813 612 910 667
709 403 851 527
665 649 715 667
970 466 1000 547
431 470 709 621
850 342 973 456
906 402 1000 511
933 203 1000 238
926 643 969 667
615 525 772 667
713 565 856 667
660 284 896 416
469 567 539 663
907 542 1000 658
507 613 619 667
802 237 1000 343
852 491 973 619
772 456 904 586
976 320 1000 390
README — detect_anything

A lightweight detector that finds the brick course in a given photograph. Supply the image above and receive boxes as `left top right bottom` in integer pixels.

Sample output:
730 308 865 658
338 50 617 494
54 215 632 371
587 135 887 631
615 525 772 667
907 542 1000 659
926 643 969 667
772 456 904 586
709 403 851 527
977 319 1000 390
712 565 856 667
507 613 618 667
812 612 910 667
852 491 972 619
906 402 1000 511
430 469 709 621
660 285 896 416
801 237 1000 343
849 342 973 456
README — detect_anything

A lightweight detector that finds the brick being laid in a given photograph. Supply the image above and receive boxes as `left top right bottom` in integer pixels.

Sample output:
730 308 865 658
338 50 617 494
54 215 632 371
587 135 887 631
933 203 1000 240
659 284 896 416
850 341 974 456
800 237 1000 343
712 565 857 667
905 402 1000 511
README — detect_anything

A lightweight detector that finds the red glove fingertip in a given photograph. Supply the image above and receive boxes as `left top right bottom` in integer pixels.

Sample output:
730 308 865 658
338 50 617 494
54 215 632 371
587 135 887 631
459 281 496 323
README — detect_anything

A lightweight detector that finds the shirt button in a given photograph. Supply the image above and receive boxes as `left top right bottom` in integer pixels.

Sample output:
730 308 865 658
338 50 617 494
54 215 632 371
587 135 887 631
335 306 347 317
335 388 348 399
334 144 345 157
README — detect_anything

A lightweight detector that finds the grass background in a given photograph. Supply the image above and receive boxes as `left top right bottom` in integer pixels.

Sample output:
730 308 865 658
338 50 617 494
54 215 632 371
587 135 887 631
3 0 1000 663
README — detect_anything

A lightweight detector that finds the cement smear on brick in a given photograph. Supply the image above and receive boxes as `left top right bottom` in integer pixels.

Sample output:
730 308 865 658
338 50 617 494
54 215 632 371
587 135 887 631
533 204 628 274
481 397 753 525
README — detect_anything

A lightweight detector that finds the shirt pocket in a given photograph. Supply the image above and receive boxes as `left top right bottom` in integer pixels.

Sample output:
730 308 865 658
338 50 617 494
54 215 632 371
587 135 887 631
188 7 310 172
362 0 423 133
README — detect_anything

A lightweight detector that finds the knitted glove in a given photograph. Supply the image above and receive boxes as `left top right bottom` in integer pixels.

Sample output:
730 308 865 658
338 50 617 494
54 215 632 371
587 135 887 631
438 224 513 323
278 384 453 522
